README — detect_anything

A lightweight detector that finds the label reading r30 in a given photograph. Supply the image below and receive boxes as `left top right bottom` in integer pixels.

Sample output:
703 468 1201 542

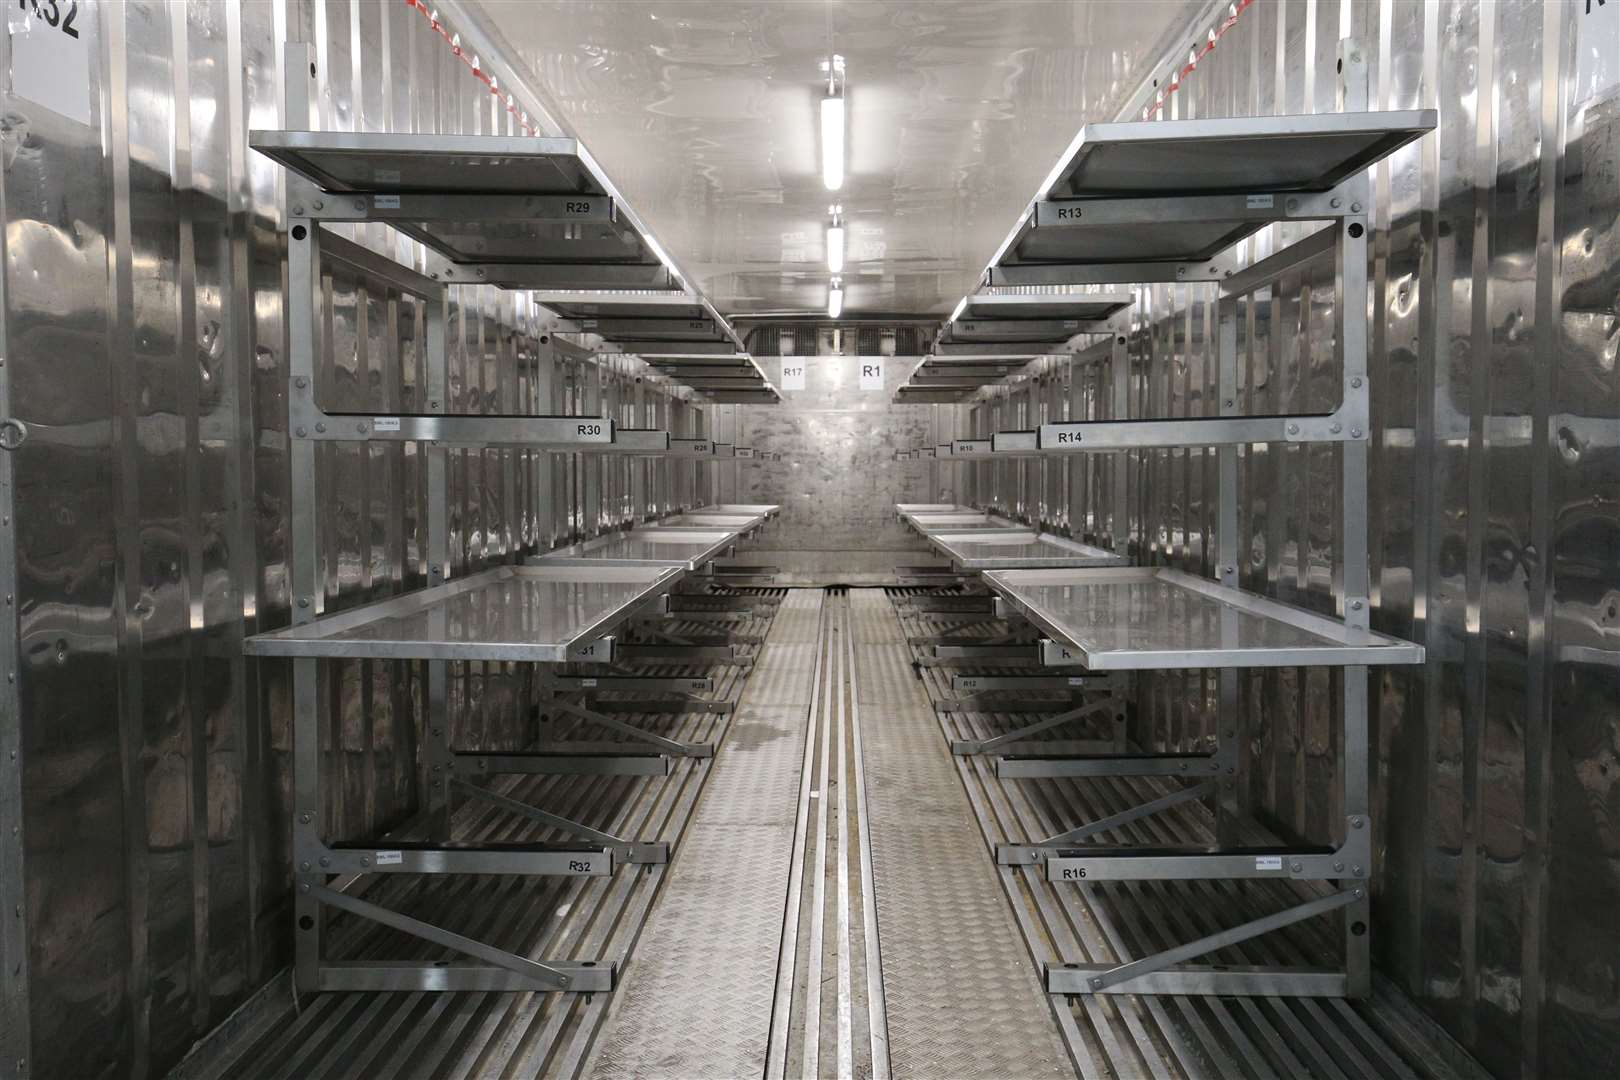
577 423 604 436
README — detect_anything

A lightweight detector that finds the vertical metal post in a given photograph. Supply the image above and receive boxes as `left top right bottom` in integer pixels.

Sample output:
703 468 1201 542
1215 295 1241 845
424 298 451 837
1337 35 1373 998
0 82 33 1069
284 41 325 992
1110 323 1130 554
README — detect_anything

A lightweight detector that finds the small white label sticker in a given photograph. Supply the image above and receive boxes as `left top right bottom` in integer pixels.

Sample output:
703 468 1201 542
1068 677 1086 687
859 359 884 390
372 416 401 432
1255 855 1283 871
376 850 403 866
1246 194 1274 209
8 0 93 125
781 362 806 390
373 168 402 184
373 194 401 209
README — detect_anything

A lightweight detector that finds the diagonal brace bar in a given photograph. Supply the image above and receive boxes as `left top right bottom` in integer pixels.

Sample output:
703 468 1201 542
310 884 580 990
998 780 1217 864
451 779 669 863
551 698 715 757
952 697 1120 756
1081 888 1361 993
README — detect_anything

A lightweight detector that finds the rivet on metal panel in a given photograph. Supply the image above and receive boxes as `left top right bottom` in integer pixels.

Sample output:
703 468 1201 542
319 857 330 867
1331 197 1342 209
1351 428 1363 438
1350 376 1363 388
357 423 367 434
299 861 310 871
1351 815 1364 827
1334 861 1345 872
295 426 307 437
1351 202 1363 214
298 597 309 608
312 200 323 211
1352 867 1364 878
353 199 365 212
360 856 370 867
292 205 304 216
1285 198 1300 213
295 376 308 388
1287 423 1299 435
1351 600 1364 611
299 884 310 894
315 422 326 433
299 812 311 823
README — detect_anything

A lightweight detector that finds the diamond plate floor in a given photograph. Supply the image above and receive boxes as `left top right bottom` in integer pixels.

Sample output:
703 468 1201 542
852 590 1073 1080
586 591 822 1080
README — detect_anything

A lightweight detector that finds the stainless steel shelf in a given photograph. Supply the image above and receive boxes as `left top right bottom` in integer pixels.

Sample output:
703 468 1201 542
936 291 1132 352
707 503 780 518
533 529 736 573
925 529 1127 570
1040 112 1437 200
985 111 1435 281
982 567 1426 670
903 510 1020 532
644 512 766 532
244 564 679 661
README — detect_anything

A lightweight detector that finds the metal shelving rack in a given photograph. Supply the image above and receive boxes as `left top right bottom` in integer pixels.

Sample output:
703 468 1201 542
962 41 1432 999
246 43 748 996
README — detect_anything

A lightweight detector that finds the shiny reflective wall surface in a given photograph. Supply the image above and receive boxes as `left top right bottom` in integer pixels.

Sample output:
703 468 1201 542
710 355 944 561
0 3 704 1077
962 4 1618 1077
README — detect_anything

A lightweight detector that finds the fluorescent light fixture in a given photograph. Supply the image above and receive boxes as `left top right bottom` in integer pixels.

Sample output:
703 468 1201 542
821 93 845 190
828 278 844 319
826 223 845 273
949 296 968 323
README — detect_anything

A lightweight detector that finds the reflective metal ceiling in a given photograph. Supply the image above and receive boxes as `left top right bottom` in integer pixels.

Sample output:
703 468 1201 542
472 0 1197 317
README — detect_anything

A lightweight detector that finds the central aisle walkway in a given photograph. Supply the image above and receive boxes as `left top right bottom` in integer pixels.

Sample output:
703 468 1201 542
586 588 1071 1079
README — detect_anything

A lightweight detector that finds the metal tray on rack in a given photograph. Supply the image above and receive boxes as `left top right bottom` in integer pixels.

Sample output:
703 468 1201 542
643 512 763 532
991 111 1436 271
939 292 1132 347
244 564 680 661
982 566 1425 670
1040 112 1438 199
926 530 1126 570
904 511 1021 532
707 503 780 518
250 130 670 273
533 530 736 573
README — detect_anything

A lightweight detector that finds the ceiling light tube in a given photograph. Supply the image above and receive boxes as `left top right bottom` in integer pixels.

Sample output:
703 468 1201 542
821 92 845 191
828 278 844 319
826 222 845 273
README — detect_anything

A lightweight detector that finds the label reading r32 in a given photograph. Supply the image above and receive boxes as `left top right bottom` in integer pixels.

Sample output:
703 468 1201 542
568 859 593 872
18 0 81 38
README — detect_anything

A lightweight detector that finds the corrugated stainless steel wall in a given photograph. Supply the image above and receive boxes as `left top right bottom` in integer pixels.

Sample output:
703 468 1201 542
971 2 1619 1077
722 355 942 551
0 3 701 1077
